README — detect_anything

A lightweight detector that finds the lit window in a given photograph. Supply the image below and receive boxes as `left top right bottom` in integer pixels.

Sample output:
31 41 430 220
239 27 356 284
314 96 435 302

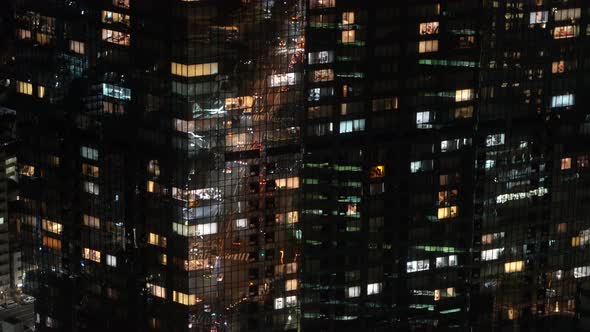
235 218 248 229
146 283 166 299
455 89 473 102
437 206 458 220
369 165 385 178
308 51 334 64
310 0 335 9
367 282 382 295
419 22 439 35
16 81 33 95
407 259 430 273
148 232 167 248
42 219 63 234
83 214 100 229
20 165 35 177
37 85 45 98
410 160 434 173
102 83 131 100
529 11 548 24
36 33 50 45
17 29 31 40
551 94 574 108
418 40 438 53
481 232 505 245
552 60 565 74
285 279 298 291
554 8 581 22
341 30 356 43
102 10 130 26
346 286 360 298
106 254 117 267
172 290 195 305
274 298 284 310
486 133 505 147
435 255 458 268
553 25 578 39
342 12 355 25
504 261 524 273
101 28 130 45
82 248 101 263
170 62 219 78
80 146 99 160
268 73 299 87
339 119 365 133
83 181 99 195
69 40 85 54
82 163 99 177
561 157 572 170
286 295 297 307
574 266 590 278
311 69 334 82
42 236 61 250
416 111 434 127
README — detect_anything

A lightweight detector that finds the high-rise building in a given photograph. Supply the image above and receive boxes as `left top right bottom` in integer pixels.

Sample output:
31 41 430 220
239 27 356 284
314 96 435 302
4 0 590 331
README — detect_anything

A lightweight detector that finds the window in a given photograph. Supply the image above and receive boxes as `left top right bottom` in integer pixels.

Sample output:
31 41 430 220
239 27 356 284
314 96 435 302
37 85 45 98
339 119 365 133
16 81 33 95
552 60 565 74
310 0 335 8
342 12 355 25
504 261 524 273
172 291 195 305
554 8 581 21
311 69 334 82
102 28 130 45
83 248 101 263
372 97 398 111
106 254 117 267
407 259 430 273
574 266 590 278
146 283 166 299
170 62 219 77
367 282 382 295
83 181 99 195
434 288 456 301
268 73 299 87
102 83 131 100
36 33 50 45
286 295 297 307
369 165 385 178
308 51 334 64
437 206 458 220
42 236 61 250
486 133 505 147
69 40 85 54
416 111 434 127
148 233 167 247
561 157 572 170
346 286 360 298
436 255 458 268
196 222 218 236
17 29 31 40
529 11 548 24
551 94 574 108
275 177 300 189
341 30 356 43
81 146 99 160
418 40 438 53
82 163 99 177
455 89 473 102
42 219 62 234
83 214 100 229
419 22 439 35
274 298 284 310
410 160 434 173
285 279 298 291
553 25 578 39
482 232 505 245
102 10 130 26
235 218 248 229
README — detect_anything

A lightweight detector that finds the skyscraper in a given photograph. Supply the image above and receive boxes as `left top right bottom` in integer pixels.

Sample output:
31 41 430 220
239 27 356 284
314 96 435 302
3 0 590 331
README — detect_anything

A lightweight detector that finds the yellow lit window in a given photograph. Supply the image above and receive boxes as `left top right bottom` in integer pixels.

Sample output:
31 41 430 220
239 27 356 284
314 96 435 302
83 214 100 229
553 25 578 39
16 81 33 95
69 40 85 54
20 165 35 177
102 28 130 45
341 30 356 43
369 165 385 178
82 163 99 177
148 232 167 248
37 85 45 98
36 33 50 45
418 40 438 53
561 157 572 170
17 29 31 40
437 206 458 220
455 89 474 102
159 254 167 265
83 247 101 263
146 283 166 299
311 69 334 82
42 219 63 234
102 10 130 26
504 261 524 273
552 60 565 74
342 12 355 25
170 62 219 77
172 291 196 305
42 236 61 250
225 96 254 111
285 279 298 291
275 177 299 189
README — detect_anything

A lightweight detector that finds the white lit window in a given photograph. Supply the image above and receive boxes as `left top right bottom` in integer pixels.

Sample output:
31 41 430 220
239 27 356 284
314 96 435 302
80 146 99 160
106 254 117 267
436 255 458 268
308 51 334 64
551 94 574 108
235 218 248 229
102 83 131 100
83 181 100 195
481 248 504 261
274 298 284 310
410 160 434 173
367 282 382 295
196 222 218 236
339 119 365 133
407 259 430 273
268 73 299 87
286 295 297 307
486 133 505 147
416 111 433 126
529 11 548 24
346 286 360 298
574 266 590 278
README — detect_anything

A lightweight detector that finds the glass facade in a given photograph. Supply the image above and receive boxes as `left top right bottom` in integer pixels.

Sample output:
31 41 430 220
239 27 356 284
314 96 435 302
3 0 590 331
